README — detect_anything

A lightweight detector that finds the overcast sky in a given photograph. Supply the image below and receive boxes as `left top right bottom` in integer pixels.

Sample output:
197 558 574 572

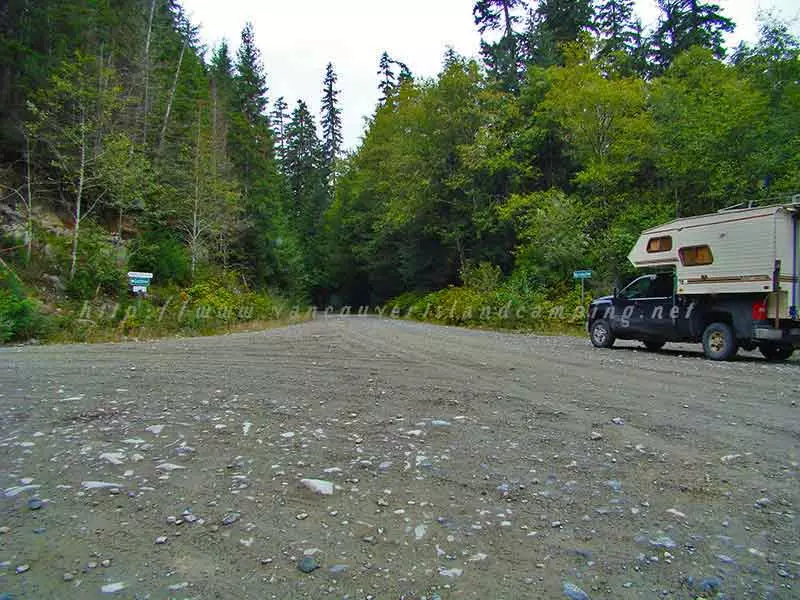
181 0 799 150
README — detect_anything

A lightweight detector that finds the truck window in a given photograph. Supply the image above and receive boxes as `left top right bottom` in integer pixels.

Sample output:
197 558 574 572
651 273 674 297
679 245 713 266
620 276 656 299
647 236 672 253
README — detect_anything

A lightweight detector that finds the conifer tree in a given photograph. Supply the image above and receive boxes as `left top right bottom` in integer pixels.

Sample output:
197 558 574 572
320 63 343 175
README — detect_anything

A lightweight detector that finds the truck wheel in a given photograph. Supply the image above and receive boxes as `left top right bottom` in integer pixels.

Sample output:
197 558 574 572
644 340 665 352
702 322 738 361
590 319 615 348
759 343 795 362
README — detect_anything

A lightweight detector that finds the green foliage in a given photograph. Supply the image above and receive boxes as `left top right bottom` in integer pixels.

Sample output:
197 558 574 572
0 269 41 343
129 230 191 284
459 261 503 292
65 226 125 299
388 279 589 332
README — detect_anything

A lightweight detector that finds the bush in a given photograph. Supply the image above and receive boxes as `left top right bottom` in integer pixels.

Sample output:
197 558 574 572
459 261 503 292
65 225 126 299
388 275 591 333
129 229 190 285
0 269 41 342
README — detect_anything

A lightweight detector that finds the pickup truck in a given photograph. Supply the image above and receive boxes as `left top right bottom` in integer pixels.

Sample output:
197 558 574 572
587 200 800 361
587 272 798 360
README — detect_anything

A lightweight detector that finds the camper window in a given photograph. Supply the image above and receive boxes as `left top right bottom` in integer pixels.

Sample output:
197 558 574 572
647 236 673 253
679 245 714 266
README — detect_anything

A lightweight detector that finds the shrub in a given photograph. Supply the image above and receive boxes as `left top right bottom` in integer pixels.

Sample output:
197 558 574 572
128 229 190 285
459 261 502 292
0 269 41 342
65 225 126 299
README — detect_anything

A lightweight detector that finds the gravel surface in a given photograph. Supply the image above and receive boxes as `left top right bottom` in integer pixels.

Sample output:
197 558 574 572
0 316 798 599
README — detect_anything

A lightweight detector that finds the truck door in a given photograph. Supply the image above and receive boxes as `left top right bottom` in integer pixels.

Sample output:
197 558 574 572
635 273 678 340
612 275 657 337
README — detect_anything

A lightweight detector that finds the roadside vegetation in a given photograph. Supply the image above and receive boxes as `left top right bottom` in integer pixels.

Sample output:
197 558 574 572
1 1 798 344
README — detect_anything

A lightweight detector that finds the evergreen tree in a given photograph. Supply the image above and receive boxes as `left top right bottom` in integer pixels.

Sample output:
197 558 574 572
320 63 343 173
651 0 735 71
535 0 594 45
285 100 327 238
594 0 639 60
271 96 290 167
235 22 269 127
378 52 396 103
473 0 524 91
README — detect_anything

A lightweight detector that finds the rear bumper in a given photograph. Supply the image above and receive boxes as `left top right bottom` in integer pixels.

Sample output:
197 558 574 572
752 322 800 345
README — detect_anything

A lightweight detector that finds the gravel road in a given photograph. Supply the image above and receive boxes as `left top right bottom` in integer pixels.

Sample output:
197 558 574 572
0 317 798 599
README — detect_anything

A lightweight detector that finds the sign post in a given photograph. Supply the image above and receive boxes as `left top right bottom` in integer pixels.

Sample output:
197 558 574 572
127 271 153 295
572 270 592 305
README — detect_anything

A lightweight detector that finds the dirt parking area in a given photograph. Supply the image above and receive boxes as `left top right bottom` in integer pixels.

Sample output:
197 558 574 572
0 317 798 599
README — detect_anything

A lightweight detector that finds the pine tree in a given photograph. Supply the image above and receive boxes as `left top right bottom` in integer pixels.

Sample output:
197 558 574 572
320 63 343 174
235 22 269 127
395 60 413 86
378 52 396 103
594 0 638 58
651 0 735 71
271 96 290 167
230 22 273 197
473 0 523 91
285 100 327 240
535 0 594 45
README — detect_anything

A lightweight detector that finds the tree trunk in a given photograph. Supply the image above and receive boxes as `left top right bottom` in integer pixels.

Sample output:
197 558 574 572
191 104 201 278
24 129 33 264
143 0 156 146
70 110 87 280
159 38 186 153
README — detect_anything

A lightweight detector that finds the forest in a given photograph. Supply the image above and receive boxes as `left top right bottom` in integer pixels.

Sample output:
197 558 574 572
1 0 799 341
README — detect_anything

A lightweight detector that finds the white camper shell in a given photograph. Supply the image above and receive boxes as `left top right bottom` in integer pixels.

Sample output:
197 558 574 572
627 202 800 319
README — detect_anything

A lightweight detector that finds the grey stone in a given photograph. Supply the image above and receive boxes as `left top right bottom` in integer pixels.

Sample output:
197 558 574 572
222 512 240 525
563 582 590 600
297 556 319 573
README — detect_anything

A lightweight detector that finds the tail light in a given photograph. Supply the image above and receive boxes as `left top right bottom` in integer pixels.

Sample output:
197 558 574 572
752 298 768 321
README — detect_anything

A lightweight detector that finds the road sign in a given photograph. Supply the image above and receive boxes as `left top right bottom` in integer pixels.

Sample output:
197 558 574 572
573 270 592 280
127 272 153 294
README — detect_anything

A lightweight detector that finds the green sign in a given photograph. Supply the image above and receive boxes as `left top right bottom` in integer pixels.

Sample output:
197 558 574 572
573 270 592 280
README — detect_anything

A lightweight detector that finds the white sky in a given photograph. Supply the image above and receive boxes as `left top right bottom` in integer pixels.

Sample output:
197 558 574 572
181 0 800 151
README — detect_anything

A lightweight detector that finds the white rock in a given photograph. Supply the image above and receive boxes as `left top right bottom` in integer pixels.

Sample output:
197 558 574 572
168 582 189 591
99 452 126 465
81 481 120 490
414 524 427 540
145 425 164 435
242 422 252 436
101 582 126 593
589 431 603 440
720 454 742 464
156 463 186 472
300 478 334 495
280 431 295 438
468 553 488 562
438 567 463 577
5 484 40 497
666 508 686 519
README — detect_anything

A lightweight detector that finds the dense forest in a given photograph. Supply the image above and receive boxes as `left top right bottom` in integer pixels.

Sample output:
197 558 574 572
1 0 799 339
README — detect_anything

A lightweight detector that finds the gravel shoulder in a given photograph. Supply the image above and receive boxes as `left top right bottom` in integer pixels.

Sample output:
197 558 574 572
0 317 798 599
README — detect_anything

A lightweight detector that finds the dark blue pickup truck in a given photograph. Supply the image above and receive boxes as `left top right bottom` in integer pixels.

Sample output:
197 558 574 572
587 272 799 361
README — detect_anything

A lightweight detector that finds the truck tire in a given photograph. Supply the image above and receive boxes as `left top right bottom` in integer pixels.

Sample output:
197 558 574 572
759 343 795 362
702 322 738 361
590 319 615 348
